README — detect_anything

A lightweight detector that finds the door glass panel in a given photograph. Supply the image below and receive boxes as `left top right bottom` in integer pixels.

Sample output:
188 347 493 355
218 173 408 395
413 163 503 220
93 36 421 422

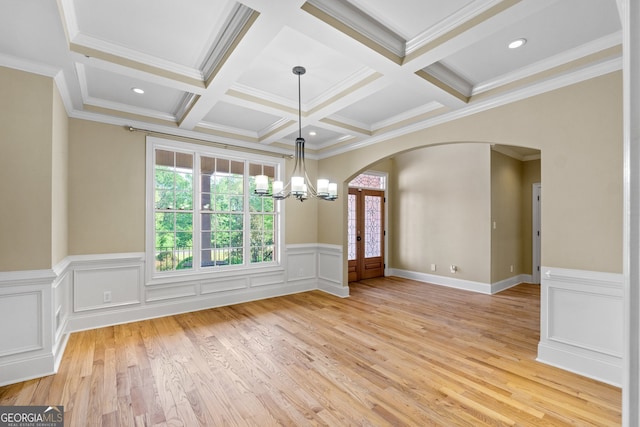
364 195 381 258
349 173 385 190
348 193 357 260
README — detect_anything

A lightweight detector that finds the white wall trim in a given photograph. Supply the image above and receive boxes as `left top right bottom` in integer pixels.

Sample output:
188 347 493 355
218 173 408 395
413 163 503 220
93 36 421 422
388 268 492 294
538 267 624 387
0 244 347 386
389 268 532 295
0 270 57 386
491 274 533 294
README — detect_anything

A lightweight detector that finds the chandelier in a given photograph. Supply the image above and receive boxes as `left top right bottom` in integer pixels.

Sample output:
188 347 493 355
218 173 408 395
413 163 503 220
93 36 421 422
255 66 338 202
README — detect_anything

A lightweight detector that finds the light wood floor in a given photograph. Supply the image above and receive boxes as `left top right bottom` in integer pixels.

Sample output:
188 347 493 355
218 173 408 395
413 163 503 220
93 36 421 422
0 277 621 426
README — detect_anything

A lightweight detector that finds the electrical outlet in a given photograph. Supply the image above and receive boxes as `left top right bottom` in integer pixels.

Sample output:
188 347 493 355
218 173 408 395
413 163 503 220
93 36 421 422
430 264 436 272
510 265 514 273
103 290 112 303
450 265 457 273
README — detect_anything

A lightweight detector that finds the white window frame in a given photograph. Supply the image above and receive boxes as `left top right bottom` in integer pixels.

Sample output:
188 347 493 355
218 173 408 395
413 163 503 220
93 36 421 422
145 136 285 283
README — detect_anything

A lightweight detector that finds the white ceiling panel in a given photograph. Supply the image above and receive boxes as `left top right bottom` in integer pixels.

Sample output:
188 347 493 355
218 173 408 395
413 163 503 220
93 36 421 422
347 0 474 41
72 0 239 68
235 26 369 106
82 66 188 117
202 101 284 134
441 0 621 85
0 0 69 67
332 81 443 128
284 125 348 148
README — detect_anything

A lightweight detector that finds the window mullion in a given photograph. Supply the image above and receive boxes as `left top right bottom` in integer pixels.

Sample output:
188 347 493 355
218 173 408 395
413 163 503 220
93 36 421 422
193 153 201 271
244 160 251 266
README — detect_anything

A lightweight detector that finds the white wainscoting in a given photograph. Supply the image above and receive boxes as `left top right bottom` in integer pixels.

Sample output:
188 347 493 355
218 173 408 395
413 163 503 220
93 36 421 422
318 244 348 297
0 269 56 386
538 267 623 387
0 244 347 386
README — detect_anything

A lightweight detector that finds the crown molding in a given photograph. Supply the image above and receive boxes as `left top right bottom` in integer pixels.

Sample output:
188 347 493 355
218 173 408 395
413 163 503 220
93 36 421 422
373 100 443 131
83 97 178 123
324 114 372 134
70 33 205 81
201 4 256 81
420 62 473 97
257 117 291 139
473 31 622 95
53 71 74 116
195 121 258 139
405 0 504 56
68 109 294 158
305 0 406 57
0 53 59 77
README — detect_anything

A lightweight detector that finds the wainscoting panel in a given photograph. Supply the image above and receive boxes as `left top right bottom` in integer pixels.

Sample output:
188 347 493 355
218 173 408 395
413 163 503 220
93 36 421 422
0 270 55 386
200 277 248 294
286 245 317 282
0 291 42 357
74 266 142 312
317 244 348 297
146 282 198 302
250 272 286 288
538 267 623 386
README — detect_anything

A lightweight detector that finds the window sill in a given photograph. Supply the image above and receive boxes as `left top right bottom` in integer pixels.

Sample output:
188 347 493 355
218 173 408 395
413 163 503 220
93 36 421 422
147 262 285 287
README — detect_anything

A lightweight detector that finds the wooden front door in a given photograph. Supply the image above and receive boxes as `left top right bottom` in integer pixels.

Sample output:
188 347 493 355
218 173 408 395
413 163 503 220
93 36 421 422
348 188 385 282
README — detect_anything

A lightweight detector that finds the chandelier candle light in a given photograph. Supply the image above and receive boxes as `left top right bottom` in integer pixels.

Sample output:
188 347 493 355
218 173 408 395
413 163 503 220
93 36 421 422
254 66 338 202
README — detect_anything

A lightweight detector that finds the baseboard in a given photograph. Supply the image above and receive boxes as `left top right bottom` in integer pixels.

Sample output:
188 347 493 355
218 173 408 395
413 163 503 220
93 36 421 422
491 274 533 293
318 278 349 297
0 353 56 387
388 268 493 294
537 341 621 387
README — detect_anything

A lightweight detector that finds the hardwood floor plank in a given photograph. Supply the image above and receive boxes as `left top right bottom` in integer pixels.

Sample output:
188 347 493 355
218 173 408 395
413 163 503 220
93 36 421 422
0 279 621 426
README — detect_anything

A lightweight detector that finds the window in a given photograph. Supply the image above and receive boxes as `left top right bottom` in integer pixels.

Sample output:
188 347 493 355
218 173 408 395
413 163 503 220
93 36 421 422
148 138 281 277
349 172 386 190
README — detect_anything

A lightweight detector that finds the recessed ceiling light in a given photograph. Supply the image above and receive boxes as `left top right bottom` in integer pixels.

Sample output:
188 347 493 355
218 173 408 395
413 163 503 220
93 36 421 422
508 38 527 49
131 87 145 94
309 131 317 136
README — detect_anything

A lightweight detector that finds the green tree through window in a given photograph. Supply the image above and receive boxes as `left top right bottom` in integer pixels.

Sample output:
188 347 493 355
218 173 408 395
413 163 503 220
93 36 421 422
153 147 278 273
154 150 194 271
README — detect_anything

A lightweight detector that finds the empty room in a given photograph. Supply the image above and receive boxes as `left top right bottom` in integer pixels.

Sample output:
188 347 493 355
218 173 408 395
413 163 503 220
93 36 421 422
1 0 639 425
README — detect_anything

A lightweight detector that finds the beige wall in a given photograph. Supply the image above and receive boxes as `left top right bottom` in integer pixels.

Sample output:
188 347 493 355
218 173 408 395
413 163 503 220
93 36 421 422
67 120 313 255
391 144 492 283
0 67 53 271
68 120 145 254
317 72 622 286
51 85 69 266
491 150 523 282
521 159 541 273
283 156 318 244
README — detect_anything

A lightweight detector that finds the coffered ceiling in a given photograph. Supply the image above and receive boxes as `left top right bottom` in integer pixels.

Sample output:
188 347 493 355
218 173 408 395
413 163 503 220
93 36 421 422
0 0 622 158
